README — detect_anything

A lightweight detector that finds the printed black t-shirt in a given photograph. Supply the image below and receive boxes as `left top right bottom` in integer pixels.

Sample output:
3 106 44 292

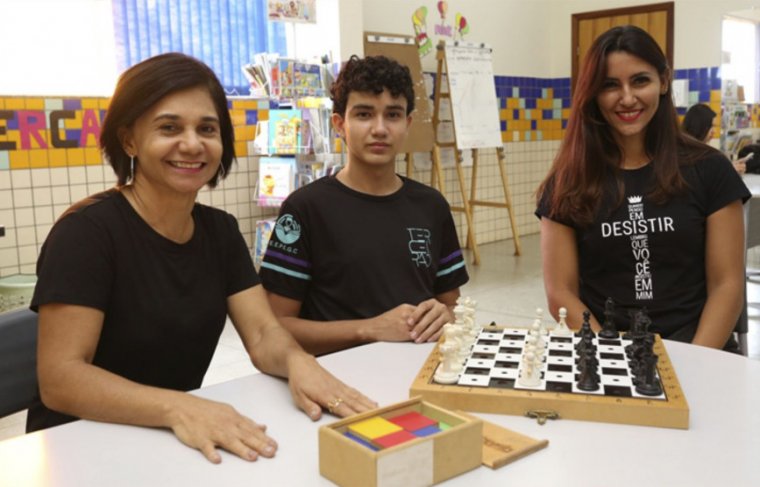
537 153 750 339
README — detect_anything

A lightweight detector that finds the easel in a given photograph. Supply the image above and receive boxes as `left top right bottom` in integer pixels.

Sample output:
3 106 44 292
430 40 522 264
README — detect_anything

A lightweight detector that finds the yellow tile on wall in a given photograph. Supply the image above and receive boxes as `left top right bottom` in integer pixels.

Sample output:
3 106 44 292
84 147 102 165
0 98 5 109
5 98 25 110
25 98 45 110
99 98 111 109
29 149 49 168
710 90 721 102
234 140 248 157
81 98 100 109
9 150 30 168
67 148 85 166
229 109 246 126
232 99 259 110
64 112 83 128
507 98 519 109
49 149 68 167
257 109 269 121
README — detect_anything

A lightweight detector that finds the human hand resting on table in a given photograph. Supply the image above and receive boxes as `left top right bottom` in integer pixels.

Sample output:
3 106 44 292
168 393 278 464
407 298 454 343
286 352 378 419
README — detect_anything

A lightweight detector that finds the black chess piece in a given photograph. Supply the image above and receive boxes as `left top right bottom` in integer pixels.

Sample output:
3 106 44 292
599 297 620 339
576 353 600 392
635 352 663 396
575 310 595 338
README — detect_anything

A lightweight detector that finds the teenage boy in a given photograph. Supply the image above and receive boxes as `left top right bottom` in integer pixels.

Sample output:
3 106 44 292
260 55 469 355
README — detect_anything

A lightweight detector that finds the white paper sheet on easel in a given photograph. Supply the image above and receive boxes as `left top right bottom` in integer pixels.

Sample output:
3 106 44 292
444 41 502 150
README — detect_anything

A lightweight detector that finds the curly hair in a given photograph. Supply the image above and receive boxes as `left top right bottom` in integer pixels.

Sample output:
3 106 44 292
330 55 415 116
100 52 235 188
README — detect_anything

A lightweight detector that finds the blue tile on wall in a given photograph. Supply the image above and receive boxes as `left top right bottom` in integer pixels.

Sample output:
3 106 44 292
66 129 82 141
500 120 507 131
712 78 722 90
698 90 710 102
531 120 537 130
562 98 571 108
5 115 18 129
63 99 81 110
526 98 536 109
543 109 553 119
501 98 506 109
562 119 568 129
698 67 708 79
513 109 520 119
677 107 687 116
710 67 719 79
674 69 687 79
245 110 258 125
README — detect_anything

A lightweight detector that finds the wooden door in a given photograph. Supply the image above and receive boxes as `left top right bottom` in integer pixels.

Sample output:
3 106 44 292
572 2 674 91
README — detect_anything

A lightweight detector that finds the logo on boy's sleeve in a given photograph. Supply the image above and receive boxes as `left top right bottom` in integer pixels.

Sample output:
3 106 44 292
407 227 432 267
275 214 301 244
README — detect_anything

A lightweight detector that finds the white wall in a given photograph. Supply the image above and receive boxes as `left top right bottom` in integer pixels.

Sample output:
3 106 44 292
362 0 554 76
361 0 760 77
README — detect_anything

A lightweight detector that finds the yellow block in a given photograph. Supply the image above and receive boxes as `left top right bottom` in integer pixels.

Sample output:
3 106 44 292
348 417 402 440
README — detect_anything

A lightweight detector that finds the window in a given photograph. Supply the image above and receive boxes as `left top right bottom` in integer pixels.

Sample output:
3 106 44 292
112 0 287 95
722 16 759 103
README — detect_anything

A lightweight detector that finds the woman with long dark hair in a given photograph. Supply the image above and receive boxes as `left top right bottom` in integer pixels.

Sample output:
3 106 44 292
536 26 749 351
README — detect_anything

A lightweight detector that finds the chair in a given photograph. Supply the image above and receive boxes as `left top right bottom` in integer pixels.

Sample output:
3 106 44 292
0 307 38 418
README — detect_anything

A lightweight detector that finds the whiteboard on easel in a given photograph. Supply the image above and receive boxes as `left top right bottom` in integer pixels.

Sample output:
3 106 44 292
443 40 502 149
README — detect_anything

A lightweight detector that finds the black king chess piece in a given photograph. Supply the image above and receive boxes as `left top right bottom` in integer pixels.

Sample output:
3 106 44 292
598 297 620 339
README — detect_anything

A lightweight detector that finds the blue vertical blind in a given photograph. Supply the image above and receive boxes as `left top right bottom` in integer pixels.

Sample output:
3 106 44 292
112 0 287 94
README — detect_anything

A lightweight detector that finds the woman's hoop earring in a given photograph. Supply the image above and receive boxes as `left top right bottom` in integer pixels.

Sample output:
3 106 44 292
129 155 135 182
218 163 226 179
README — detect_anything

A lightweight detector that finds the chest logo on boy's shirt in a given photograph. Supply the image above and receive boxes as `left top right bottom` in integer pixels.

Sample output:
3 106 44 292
407 227 432 267
275 214 301 245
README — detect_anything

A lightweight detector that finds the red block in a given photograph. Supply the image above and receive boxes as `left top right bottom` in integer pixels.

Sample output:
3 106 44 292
374 429 418 449
387 411 438 431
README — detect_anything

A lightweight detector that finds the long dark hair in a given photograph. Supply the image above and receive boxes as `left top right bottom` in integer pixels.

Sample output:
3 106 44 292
682 103 717 142
537 25 712 226
100 52 235 188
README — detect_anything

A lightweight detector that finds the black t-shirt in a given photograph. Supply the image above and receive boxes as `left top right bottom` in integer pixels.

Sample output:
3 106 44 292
28 189 259 431
260 175 469 321
536 153 750 340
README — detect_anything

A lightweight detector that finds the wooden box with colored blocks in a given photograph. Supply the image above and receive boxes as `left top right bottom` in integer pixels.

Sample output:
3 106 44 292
319 397 482 487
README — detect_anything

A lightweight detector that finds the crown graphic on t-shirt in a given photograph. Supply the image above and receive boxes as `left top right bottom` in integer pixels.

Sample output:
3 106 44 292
627 195 643 204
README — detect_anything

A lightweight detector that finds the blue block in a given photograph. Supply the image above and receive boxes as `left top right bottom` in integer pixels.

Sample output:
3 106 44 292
344 431 379 451
413 425 441 437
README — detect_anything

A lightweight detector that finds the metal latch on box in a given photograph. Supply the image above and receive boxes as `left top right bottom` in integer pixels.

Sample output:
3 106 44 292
526 409 559 425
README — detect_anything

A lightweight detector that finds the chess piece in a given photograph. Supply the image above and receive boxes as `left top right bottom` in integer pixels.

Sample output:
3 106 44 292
575 310 595 339
433 341 460 384
518 351 541 387
634 351 663 396
599 297 620 339
553 307 573 337
442 324 465 372
576 349 600 392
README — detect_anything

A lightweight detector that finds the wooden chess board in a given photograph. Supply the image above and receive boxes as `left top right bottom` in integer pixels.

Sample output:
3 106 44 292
409 326 690 429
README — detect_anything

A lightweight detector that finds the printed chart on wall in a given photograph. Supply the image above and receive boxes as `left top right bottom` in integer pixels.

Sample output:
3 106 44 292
443 40 502 150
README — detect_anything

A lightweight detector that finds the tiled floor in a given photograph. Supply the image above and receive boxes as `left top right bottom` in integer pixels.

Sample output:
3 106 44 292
2 234 759 441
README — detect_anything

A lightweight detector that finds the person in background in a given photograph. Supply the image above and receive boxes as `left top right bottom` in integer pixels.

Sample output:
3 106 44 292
682 103 750 174
536 26 750 352
29 52 375 463
736 143 760 174
260 55 469 356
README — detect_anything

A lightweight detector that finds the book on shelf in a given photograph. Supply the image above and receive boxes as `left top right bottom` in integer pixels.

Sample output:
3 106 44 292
258 157 297 207
253 218 276 267
268 109 302 155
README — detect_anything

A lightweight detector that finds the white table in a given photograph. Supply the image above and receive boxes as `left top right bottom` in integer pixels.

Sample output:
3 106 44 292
0 340 758 487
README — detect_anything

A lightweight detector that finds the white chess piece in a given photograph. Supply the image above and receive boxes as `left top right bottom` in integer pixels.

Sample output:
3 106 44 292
554 307 573 337
518 351 541 387
433 341 460 384
530 321 545 349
